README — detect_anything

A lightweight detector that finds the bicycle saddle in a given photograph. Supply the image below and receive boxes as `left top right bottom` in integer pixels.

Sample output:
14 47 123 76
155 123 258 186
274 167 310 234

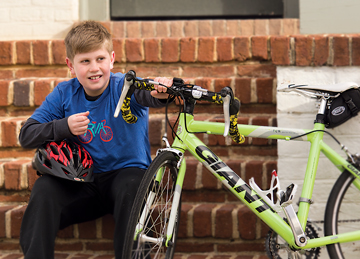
278 82 359 93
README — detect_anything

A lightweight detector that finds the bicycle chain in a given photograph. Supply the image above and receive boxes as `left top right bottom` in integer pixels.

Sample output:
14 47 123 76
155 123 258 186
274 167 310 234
265 221 321 259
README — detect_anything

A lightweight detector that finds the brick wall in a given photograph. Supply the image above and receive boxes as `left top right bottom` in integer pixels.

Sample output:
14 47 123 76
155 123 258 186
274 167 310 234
0 19 359 257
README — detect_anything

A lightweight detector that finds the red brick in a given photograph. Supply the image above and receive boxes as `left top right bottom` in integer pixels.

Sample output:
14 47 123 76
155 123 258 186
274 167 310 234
201 165 218 190
215 204 236 238
78 220 97 239
0 70 13 80
4 160 25 190
198 20 212 37
161 38 179 62
180 38 196 62
237 64 276 78
270 36 290 65
178 203 192 238
148 117 162 145
125 38 143 62
183 65 234 78
218 242 264 252
313 36 329 66
0 81 10 106
234 78 251 104
194 78 213 91
85 241 114 251
155 21 169 37
33 40 50 65
54 242 83 251
256 78 274 104
170 21 183 37
193 204 216 237
99 22 111 35
141 21 155 38
13 80 31 107
1 120 20 148
217 37 233 61
254 19 267 36
183 160 198 190
251 36 268 60
234 36 250 61
213 20 226 36
126 21 141 38
11 205 26 238
112 21 125 38
26 163 38 190
269 19 282 35
15 68 68 78
214 78 232 92
352 36 360 66
198 37 215 63
184 20 198 37
237 206 257 240
333 36 350 66
176 241 214 253
112 38 124 63
0 206 16 237
240 20 254 35
0 41 13 65
295 36 313 66
245 160 264 186
57 225 74 238
52 40 66 65
34 79 51 106
16 41 31 64
144 38 160 63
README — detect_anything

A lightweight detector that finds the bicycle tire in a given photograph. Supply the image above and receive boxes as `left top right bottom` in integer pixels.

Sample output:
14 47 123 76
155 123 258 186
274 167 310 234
122 151 181 259
324 170 360 259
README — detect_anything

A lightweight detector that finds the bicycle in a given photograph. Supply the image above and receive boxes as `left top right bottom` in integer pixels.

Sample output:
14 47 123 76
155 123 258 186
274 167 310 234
114 70 360 259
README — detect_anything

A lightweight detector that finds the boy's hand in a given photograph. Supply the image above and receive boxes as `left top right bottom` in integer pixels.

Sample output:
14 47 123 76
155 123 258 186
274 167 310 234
68 111 90 136
150 77 173 99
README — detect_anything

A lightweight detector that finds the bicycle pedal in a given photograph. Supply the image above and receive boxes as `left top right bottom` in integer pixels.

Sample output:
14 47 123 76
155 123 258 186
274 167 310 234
277 183 297 207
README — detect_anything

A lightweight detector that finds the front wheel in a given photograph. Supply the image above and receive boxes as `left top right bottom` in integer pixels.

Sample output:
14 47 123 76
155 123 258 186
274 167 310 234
122 151 181 259
324 170 360 259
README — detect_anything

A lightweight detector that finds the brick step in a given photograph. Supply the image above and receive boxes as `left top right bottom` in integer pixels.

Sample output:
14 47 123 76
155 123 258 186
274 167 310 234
0 252 269 259
0 203 269 254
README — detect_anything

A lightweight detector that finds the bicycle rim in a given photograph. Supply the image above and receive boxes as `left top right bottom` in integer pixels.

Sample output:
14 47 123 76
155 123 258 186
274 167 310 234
122 151 180 259
324 170 360 259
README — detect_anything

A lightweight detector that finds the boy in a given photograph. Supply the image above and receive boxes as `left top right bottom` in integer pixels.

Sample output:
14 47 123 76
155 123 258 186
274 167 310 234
18 20 172 259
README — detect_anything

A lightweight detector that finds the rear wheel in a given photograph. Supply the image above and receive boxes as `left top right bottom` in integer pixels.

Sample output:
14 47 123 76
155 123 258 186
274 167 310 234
122 151 181 259
324 170 360 259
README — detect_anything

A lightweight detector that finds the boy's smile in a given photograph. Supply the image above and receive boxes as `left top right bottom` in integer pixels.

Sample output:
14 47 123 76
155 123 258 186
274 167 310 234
66 46 115 97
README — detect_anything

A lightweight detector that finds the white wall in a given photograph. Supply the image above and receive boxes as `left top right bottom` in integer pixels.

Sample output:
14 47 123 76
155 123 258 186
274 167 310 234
0 0 79 40
300 0 360 34
277 66 360 225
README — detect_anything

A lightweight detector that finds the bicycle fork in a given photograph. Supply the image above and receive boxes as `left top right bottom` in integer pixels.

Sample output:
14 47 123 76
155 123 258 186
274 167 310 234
134 149 185 248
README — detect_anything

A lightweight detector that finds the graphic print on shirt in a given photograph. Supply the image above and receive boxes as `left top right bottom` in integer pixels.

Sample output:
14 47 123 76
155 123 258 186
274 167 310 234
78 119 113 144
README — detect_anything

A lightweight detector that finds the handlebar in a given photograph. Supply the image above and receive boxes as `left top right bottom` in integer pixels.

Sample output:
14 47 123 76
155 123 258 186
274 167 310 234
114 70 245 144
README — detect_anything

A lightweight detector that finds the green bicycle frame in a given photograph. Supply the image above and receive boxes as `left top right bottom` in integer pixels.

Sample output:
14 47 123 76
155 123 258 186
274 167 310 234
168 112 360 250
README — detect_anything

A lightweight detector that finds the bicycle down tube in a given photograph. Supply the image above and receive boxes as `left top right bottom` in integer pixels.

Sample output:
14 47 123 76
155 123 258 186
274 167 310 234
171 112 360 250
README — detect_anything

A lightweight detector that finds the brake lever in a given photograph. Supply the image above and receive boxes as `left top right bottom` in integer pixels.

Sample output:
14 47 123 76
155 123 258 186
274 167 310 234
223 94 231 137
114 71 136 118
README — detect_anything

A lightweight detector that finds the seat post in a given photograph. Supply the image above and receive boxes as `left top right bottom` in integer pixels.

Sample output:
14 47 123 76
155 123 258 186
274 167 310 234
318 97 328 115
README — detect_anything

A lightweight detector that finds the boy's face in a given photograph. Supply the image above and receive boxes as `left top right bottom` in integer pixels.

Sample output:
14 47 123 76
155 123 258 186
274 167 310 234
66 46 115 97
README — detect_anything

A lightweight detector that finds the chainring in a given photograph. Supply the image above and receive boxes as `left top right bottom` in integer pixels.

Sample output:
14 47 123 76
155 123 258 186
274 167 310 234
265 221 321 259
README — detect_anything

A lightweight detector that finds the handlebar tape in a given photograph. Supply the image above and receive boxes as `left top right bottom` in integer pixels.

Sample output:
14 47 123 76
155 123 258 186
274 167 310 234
229 98 245 144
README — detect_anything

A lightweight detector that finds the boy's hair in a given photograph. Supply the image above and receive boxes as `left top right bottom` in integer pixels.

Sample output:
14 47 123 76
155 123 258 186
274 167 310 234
65 21 113 61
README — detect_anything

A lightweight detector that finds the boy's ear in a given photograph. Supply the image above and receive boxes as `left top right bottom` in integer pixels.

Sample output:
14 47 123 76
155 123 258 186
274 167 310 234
110 51 115 70
66 57 76 76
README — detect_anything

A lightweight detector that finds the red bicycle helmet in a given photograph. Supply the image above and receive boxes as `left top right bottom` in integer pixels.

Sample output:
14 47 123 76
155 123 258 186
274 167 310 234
32 140 94 182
